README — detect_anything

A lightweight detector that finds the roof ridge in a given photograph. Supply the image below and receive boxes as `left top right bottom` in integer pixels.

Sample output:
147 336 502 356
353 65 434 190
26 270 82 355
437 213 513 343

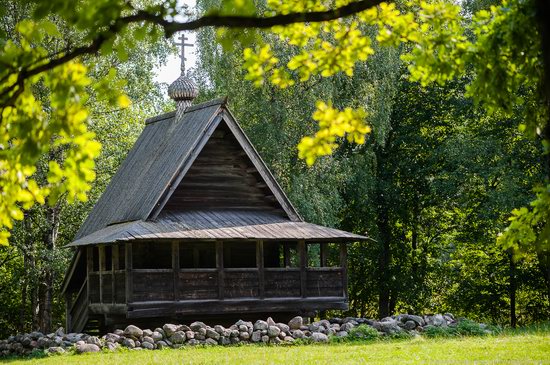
144 97 228 125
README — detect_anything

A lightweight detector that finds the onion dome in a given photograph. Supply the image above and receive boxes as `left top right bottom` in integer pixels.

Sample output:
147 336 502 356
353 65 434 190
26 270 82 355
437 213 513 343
168 75 199 106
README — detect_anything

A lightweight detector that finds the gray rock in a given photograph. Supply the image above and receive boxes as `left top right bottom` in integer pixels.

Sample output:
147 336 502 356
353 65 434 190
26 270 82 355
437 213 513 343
205 338 218 346
87 336 101 347
55 327 65 337
230 330 239 338
251 331 262 343
114 329 124 336
21 336 31 347
141 341 154 350
288 316 303 330
206 328 220 340
156 341 167 349
151 331 163 342
379 320 402 334
76 343 101 353
75 340 85 346
403 314 425 326
178 325 191 332
310 332 329 343
29 332 43 340
291 330 305 339
267 317 276 326
239 331 250 341
135 341 141 347
143 329 153 337
340 323 354 332
122 338 135 348
142 336 154 344
197 328 207 336
124 325 143 338
106 333 121 343
238 325 248 332
171 331 186 344
163 324 178 338
433 314 446 327
106 342 119 351
276 323 290 333
261 335 269 343
271 337 282 344
219 336 231 345
214 325 225 334
309 323 321 332
336 331 348 337
230 337 240 344
403 320 417 331
190 321 207 331
185 331 195 340
254 320 268 331
36 337 50 348
187 339 199 346
267 326 281 337
47 346 65 354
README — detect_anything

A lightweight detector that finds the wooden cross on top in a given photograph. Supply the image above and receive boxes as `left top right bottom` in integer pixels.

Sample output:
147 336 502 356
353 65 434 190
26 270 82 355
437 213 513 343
175 34 193 73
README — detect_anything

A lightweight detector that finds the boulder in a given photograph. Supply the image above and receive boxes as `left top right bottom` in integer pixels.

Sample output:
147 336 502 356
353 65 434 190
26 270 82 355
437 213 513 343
251 331 262 343
185 331 195 340
379 320 402 334
340 323 354 332
253 320 268 331
267 326 281 338
106 342 119 351
291 330 305 339
142 336 154 344
142 329 153 337
122 338 135 348
163 324 178 338
206 328 220 340
276 323 290 333
151 331 163 342
124 325 143 338
76 343 101 354
141 341 154 350
214 325 225 334
190 321 207 331
205 338 218 346
239 331 250 341
170 331 186 344
288 316 303 330
267 317 276 326
87 336 101 347
310 332 329 343
47 346 65 354
261 335 269 343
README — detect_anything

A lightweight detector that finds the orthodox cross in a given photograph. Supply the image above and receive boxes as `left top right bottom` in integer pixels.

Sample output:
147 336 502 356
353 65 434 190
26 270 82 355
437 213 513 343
175 34 193 73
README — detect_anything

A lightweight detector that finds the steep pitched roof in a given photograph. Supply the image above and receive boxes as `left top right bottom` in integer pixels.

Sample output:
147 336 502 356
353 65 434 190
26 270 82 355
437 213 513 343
75 98 303 241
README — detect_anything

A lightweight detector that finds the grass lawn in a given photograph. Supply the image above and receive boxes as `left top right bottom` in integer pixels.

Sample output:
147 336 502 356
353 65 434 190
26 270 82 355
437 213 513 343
3 330 550 364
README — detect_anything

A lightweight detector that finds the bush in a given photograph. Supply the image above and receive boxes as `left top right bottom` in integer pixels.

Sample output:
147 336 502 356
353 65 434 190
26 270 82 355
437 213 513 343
422 325 458 338
348 325 380 341
456 319 488 336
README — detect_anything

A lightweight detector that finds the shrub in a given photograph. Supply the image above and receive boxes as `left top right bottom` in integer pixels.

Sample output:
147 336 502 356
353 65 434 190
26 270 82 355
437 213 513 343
422 325 458 338
348 325 380 341
456 319 488 336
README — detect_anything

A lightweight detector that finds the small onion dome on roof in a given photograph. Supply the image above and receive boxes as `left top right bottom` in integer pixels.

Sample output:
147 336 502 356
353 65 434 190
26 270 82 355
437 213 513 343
168 75 199 102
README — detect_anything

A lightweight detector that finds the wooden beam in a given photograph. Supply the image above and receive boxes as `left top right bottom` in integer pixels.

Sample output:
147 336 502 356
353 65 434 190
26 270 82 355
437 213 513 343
340 243 348 299
257 240 265 299
99 245 105 303
172 241 179 301
86 247 93 303
125 242 133 304
65 293 71 332
216 241 224 300
112 245 118 304
299 240 307 298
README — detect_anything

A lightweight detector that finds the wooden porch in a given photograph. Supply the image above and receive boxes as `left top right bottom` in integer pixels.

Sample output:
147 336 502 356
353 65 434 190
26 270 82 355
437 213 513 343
66 240 349 331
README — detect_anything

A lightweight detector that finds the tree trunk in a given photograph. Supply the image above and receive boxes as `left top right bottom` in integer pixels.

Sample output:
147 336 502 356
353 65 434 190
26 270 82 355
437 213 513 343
377 201 392 319
509 252 517 328
39 204 61 334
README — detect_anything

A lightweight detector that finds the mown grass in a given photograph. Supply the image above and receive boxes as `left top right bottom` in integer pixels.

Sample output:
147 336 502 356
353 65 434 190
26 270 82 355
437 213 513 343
3 325 550 365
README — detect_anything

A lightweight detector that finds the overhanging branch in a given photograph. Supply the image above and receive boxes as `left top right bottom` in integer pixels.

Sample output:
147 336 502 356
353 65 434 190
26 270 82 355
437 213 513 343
0 0 385 104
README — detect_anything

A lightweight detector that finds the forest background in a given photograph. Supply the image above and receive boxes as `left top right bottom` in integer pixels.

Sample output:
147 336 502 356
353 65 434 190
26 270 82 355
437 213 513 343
0 0 549 337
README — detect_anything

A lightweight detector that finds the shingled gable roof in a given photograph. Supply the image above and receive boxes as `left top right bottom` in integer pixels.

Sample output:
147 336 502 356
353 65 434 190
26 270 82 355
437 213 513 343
70 97 368 246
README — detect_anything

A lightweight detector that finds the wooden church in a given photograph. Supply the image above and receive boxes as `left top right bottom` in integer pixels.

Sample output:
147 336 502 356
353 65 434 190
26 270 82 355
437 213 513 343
61 40 368 333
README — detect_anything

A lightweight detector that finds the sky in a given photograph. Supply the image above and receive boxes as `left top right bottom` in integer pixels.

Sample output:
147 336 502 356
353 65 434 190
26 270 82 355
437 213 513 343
153 0 198 85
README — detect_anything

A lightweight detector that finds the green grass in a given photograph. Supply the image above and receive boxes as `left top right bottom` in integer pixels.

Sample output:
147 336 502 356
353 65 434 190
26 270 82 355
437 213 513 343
3 329 550 364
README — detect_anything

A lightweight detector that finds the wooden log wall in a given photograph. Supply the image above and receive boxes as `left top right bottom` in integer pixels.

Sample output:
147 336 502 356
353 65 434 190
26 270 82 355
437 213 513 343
163 124 282 213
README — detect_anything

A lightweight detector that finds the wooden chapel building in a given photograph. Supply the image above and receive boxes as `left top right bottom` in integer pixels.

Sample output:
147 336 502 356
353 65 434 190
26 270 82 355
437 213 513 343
61 42 368 333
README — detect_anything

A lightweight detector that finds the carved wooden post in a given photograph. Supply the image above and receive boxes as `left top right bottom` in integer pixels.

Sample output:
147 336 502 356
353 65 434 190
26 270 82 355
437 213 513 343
86 247 93 303
125 242 133 304
257 240 265 298
216 241 224 300
172 241 179 301
340 243 348 299
98 245 105 304
112 245 119 304
299 240 307 298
